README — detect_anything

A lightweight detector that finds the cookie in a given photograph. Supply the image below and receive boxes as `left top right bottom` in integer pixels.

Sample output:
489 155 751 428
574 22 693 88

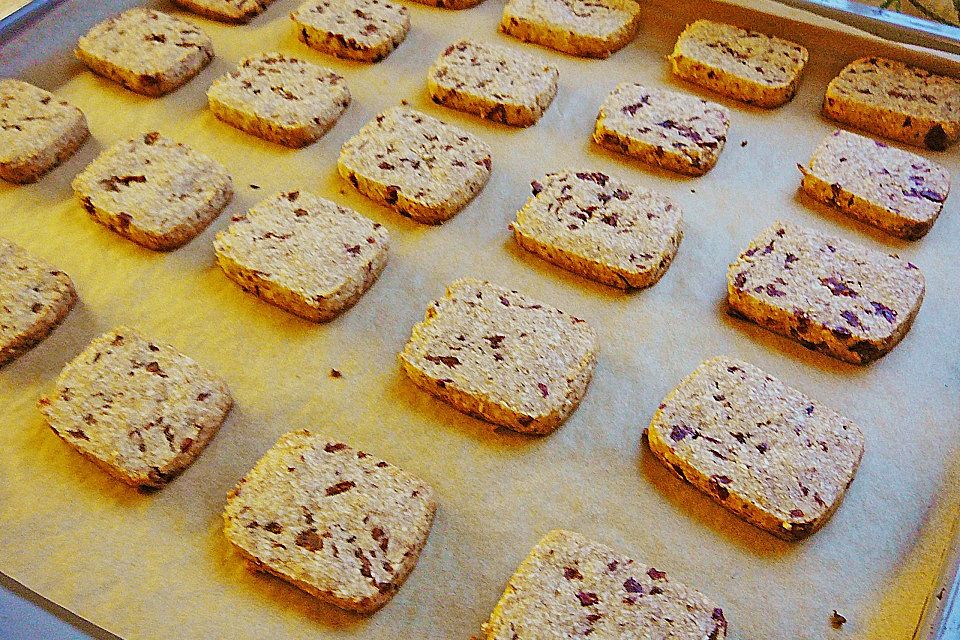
668 19 808 108
172 0 276 23
223 431 437 613
499 0 641 59
427 39 559 127
399 278 598 435
338 106 492 224
72 131 233 251
648 357 865 540
510 171 683 289
207 52 350 148
214 190 389 321
799 130 950 240
38 327 232 488
481 529 727 640
75 8 213 97
0 80 89 184
727 220 925 364
594 83 730 176
291 0 410 63
823 56 960 151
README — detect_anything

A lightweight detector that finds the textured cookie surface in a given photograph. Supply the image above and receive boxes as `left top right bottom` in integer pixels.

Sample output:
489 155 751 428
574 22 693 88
214 190 389 321
648 357 865 540
482 530 727 640
727 220 925 364
172 0 276 23
292 0 410 62
38 326 232 487
0 80 89 183
223 431 437 613
499 0 641 58
510 171 683 289
399 278 598 435
799 129 950 240
823 57 960 150
428 39 559 127
75 8 213 96
669 19 808 108
338 107 492 224
207 52 350 148
72 132 233 250
594 83 730 176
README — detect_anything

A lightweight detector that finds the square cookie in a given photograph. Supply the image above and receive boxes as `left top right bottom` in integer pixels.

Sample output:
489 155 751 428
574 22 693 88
0 238 77 367
291 0 410 63
799 129 950 240
427 39 559 127
223 430 437 613
500 0 641 59
38 326 232 487
207 52 350 148
72 132 233 251
172 0 276 23
510 171 683 289
594 83 730 176
75 8 214 97
338 106 492 224
0 80 89 184
399 278 598 435
727 220 925 364
213 190 389 321
482 530 727 640
669 19 808 108
648 357 865 540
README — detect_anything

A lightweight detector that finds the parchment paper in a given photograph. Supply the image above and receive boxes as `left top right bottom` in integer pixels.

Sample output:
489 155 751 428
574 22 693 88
1 1 959 638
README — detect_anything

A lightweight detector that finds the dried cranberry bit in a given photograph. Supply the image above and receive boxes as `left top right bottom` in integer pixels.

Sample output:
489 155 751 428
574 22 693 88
563 566 583 580
646 567 666 581
670 425 694 441
425 354 461 367
623 577 644 593
325 480 356 496
324 442 347 453
789 508 805 518
537 383 549 398
575 591 599 606
295 528 323 552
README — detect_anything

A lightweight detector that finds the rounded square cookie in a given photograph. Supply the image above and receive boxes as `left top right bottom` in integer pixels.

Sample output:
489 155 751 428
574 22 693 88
172 0 276 23
499 0 641 58
291 0 410 63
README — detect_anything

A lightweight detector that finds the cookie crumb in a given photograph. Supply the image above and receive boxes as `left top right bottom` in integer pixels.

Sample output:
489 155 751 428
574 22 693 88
329 368 342 378
831 610 847 628
250 184 260 189
740 140 748 147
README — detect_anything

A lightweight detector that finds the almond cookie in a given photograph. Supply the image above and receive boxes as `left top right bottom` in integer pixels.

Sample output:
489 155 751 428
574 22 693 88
338 106 492 224
38 327 232 488
75 8 213 97
399 278 598 435
482 529 727 640
510 171 683 289
223 431 437 613
172 0 276 23
648 357 865 540
0 80 89 184
72 132 233 251
823 57 960 151
799 129 950 240
669 19 808 108
207 52 350 148
727 220 925 364
291 0 410 62
499 0 641 59
594 83 730 176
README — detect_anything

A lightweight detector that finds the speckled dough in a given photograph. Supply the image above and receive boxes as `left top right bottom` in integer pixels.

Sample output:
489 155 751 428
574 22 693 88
799 129 951 240
72 132 233 251
727 220 925 364
499 0 641 58
223 431 437 613
482 530 727 640
510 171 683 289
172 0 276 23
594 83 730 176
669 19 808 108
38 326 232 488
292 0 410 62
648 357 865 540
75 9 213 97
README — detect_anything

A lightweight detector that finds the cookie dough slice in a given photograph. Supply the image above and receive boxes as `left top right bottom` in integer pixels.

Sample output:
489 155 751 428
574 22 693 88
499 0 641 58
291 0 410 62
72 132 233 250
510 171 683 289
482 530 727 639
727 220 925 364
38 327 232 487
75 8 213 97
223 431 437 613
172 0 276 23
669 19 808 108
338 106 492 224
799 129 950 240
594 83 730 176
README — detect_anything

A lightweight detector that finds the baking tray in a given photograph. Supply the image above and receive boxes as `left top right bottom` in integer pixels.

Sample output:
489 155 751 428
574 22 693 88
1 1 959 638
